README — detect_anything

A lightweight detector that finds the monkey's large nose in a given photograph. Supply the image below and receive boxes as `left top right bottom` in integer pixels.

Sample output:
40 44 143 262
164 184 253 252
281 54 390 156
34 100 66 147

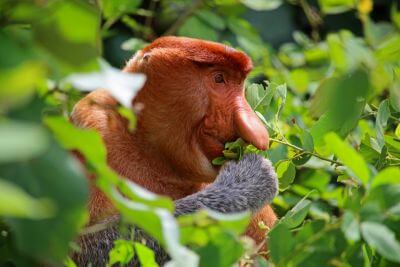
234 100 269 150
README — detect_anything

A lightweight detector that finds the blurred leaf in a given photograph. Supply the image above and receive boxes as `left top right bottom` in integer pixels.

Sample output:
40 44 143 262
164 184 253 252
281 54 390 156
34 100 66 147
341 211 360 242
121 38 148 52
390 81 400 112
318 0 355 14
0 61 45 112
0 179 55 219
288 69 309 94
196 10 225 30
64 257 78 267
178 16 218 41
44 116 106 164
392 3 400 29
364 18 396 47
226 17 266 60
311 69 370 149
1 142 88 263
324 132 370 186
0 121 49 163
376 99 391 150
371 167 400 189
361 222 400 263
279 194 311 228
375 34 400 64
33 0 100 73
66 59 146 107
108 239 135 267
240 0 282 11
100 0 141 19
118 106 137 132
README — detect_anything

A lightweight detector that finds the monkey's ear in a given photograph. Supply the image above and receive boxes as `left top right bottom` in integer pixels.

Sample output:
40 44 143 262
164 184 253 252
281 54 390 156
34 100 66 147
142 52 151 62
124 51 151 72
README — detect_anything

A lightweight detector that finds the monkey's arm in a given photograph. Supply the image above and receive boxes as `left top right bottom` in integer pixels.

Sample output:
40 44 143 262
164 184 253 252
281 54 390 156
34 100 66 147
74 154 278 266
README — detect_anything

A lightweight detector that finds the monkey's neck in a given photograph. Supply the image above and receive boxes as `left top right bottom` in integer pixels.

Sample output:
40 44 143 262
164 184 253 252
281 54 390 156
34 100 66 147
106 136 206 200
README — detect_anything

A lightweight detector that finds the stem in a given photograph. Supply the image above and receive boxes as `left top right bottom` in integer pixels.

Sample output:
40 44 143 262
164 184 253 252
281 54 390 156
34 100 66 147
299 0 322 42
270 138 343 166
163 0 203 36
144 0 159 29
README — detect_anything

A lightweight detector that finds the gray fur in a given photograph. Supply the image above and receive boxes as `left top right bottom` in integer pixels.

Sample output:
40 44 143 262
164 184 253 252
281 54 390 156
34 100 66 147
74 154 277 266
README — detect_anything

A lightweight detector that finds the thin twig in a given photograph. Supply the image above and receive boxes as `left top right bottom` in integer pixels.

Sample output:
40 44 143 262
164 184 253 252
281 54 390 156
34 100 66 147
163 0 203 36
299 0 322 42
270 138 343 166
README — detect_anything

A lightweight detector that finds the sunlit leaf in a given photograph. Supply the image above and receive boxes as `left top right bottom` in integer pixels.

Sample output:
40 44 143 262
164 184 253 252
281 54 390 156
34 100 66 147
135 242 159 267
108 239 135 266
371 167 400 188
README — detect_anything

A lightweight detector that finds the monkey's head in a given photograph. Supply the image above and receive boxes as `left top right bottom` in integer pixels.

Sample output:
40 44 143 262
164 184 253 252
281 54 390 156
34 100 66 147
125 37 269 182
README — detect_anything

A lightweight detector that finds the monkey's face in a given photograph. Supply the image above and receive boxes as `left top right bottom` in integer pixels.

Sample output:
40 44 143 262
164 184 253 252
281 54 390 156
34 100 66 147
127 37 269 182
196 66 269 162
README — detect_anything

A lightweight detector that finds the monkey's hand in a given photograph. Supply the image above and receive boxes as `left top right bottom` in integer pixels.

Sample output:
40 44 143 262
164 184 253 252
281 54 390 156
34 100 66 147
175 154 278 215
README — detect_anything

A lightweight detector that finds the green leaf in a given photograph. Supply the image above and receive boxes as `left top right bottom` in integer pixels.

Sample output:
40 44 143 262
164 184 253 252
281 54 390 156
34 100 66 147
135 242 159 267
108 239 135 267
341 211 360 242
0 121 49 163
376 99 391 150
324 132 370 186
361 222 400 263
0 179 55 219
371 167 400 188
276 161 296 191
279 194 311 228
268 223 294 265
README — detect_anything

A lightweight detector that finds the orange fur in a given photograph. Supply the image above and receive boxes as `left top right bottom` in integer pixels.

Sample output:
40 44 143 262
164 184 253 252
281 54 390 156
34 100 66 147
72 37 277 243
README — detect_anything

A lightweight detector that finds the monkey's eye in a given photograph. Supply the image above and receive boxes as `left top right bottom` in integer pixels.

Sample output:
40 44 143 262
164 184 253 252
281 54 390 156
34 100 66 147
214 73 225 84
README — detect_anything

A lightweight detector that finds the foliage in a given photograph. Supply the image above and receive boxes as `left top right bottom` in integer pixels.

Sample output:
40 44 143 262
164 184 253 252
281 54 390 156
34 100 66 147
1 0 400 266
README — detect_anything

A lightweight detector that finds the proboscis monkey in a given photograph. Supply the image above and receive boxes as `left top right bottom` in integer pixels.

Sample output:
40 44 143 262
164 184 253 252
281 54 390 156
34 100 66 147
71 37 278 266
